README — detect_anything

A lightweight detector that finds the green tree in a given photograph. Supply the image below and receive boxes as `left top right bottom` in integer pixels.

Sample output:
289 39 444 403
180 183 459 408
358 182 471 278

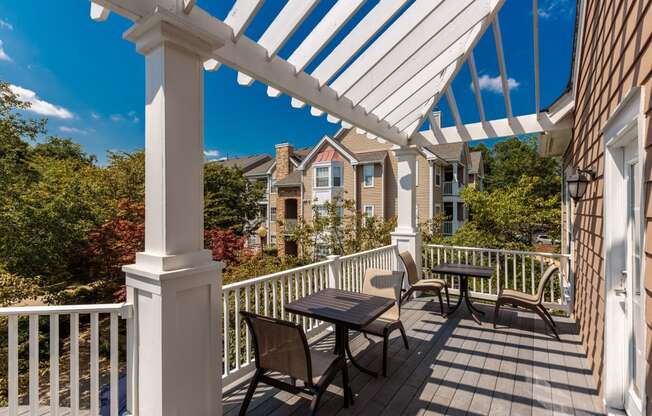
454 176 560 249
484 136 560 199
204 163 265 234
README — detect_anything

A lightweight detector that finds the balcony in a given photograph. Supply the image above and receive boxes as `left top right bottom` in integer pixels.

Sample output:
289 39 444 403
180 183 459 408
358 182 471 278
0 243 599 415
442 181 464 196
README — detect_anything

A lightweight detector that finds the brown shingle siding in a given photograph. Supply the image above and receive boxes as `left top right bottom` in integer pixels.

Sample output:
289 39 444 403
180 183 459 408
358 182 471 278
568 0 652 408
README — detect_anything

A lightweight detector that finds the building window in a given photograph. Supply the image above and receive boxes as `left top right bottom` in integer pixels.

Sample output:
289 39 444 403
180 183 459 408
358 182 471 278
435 165 441 187
332 165 342 187
363 164 374 187
314 204 327 218
315 166 329 187
270 207 276 220
364 205 374 218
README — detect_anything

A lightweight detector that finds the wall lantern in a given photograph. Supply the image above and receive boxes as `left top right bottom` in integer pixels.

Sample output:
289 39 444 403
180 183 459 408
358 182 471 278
567 168 596 202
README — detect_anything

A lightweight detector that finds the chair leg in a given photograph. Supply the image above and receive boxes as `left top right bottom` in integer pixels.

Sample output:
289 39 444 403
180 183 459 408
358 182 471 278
493 301 502 328
437 291 444 315
444 285 451 307
399 322 409 350
239 369 261 416
309 384 328 416
382 329 389 377
401 287 414 305
533 306 560 340
540 305 557 327
341 361 351 407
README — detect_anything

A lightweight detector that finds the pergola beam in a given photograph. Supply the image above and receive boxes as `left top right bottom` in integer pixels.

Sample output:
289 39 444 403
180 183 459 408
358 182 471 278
445 87 464 131
418 112 572 143
288 0 367 74
492 16 513 119
533 0 541 116
468 51 486 123
311 0 410 87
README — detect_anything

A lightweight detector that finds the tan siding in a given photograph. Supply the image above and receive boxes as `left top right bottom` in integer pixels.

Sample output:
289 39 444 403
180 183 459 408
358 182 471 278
358 163 384 218
567 0 652 407
415 154 431 223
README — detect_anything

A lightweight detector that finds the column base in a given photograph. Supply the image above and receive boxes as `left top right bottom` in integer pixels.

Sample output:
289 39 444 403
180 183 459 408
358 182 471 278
391 229 423 279
123 259 223 416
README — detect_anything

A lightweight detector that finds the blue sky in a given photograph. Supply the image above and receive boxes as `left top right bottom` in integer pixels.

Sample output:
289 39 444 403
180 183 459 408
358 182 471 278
0 0 575 163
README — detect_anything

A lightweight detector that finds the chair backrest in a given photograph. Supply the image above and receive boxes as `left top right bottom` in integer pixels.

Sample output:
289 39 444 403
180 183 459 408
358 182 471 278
362 268 404 320
535 264 559 302
398 251 419 286
240 311 312 383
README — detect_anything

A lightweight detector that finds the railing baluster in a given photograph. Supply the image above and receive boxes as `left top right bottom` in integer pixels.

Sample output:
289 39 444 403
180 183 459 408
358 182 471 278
245 286 251 363
531 255 535 295
263 280 269 317
70 313 79 416
110 312 119 416
29 314 39 416
235 288 241 371
279 276 285 320
301 270 307 329
223 294 230 376
50 314 60 416
272 278 277 319
90 312 99 416
521 254 526 292
8 315 18 416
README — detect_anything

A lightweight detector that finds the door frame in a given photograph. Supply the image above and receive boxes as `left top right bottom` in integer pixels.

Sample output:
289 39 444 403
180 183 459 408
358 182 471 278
602 87 646 414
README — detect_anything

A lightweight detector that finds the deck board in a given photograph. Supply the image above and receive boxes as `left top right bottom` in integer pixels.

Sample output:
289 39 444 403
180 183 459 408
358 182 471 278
223 297 604 416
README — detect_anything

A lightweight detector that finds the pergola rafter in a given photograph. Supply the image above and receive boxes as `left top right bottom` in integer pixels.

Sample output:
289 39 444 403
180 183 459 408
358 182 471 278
91 0 569 148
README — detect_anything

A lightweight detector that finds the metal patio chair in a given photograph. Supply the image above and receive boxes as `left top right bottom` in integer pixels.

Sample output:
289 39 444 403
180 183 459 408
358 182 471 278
239 311 349 415
398 251 450 314
493 264 560 340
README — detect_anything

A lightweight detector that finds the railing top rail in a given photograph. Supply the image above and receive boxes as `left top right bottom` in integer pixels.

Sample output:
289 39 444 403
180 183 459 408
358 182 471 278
0 302 128 316
223 258 333 291
340 244 397 260
425 244 569 259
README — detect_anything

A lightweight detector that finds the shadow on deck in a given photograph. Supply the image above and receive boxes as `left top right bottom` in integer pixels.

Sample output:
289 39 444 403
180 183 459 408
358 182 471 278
223 297 603 416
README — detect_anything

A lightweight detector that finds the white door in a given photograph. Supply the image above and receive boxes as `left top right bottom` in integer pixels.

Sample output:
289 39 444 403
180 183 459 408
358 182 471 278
624 139 645 416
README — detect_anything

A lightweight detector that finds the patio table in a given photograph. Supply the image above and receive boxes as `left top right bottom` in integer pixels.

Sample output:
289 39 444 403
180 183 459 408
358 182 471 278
431 263 493 324
284 288 395 381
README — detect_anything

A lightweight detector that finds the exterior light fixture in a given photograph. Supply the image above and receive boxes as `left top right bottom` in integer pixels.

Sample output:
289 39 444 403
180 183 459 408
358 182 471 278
567 168 596 202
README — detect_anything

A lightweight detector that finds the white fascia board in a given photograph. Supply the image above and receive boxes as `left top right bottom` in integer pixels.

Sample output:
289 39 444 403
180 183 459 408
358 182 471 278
417 112 572 144
183 8 408 145
311 0 410 87
297 135 359 171
346 0 481 107
265 161 276 175
288 0 366 74
329 0 446 97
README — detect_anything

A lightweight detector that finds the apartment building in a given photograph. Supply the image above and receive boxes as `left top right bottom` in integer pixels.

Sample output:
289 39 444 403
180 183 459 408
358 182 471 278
226 124 482 256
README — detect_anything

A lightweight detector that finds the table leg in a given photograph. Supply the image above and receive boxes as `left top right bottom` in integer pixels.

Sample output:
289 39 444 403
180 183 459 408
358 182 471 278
335 325 354 404
444 276 465 317
344 329 379 378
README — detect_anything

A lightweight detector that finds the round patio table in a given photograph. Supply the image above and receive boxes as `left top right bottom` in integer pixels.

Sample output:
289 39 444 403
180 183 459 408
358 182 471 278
431 263 493 324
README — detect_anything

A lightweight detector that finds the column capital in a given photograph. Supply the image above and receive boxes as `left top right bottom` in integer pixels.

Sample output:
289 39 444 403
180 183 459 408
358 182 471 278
124 9 223 57
391 145 420 157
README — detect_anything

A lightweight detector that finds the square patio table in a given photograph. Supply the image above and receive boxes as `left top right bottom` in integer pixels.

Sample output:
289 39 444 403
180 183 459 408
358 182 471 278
431 263 493 324
285 288 395 382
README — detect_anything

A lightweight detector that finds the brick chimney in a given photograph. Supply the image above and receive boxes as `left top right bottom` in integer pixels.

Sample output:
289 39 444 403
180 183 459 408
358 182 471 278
275 143 293 180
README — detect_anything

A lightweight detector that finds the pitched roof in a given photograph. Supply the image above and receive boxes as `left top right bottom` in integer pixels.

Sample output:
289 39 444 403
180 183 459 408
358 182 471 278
297 135 359 170
355 150 388 164
423 142 465 161
212 154 272 172
275 170 302 187
469 151 482 174
243 158 275 177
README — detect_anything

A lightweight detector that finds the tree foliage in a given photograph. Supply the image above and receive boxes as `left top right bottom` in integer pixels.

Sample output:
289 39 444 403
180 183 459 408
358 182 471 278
204 163 265 234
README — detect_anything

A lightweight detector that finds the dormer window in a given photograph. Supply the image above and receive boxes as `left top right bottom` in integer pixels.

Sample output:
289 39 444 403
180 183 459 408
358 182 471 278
315 167 329 187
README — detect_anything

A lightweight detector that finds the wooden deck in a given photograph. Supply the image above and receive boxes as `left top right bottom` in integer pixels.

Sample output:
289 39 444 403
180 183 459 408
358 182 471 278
223 297 604 416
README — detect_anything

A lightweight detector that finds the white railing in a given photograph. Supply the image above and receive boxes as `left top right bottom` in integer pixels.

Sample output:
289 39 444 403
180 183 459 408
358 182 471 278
221 244 399 388
443 221 453 235
0 303 135 416
443 181 454 195
423 244 572 312
339 245 399 292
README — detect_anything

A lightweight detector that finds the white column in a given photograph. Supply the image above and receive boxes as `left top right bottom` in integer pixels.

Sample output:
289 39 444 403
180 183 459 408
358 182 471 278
428 162 434 220
391 147 422 278
123 15 224 416
452 162 459 194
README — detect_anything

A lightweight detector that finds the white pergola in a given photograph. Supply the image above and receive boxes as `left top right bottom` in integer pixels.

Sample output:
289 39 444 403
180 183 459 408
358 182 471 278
87 1 573 414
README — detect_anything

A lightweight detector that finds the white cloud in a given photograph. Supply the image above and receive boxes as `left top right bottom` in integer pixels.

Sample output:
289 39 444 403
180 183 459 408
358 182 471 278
0 40 12 62
471 74 520 94
204 149 220 158
537 0 573 20
8 84 74 119
110 114 124 122
91 112 101 120
59 126 88 135
0 19 13 31
128 110 140 123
